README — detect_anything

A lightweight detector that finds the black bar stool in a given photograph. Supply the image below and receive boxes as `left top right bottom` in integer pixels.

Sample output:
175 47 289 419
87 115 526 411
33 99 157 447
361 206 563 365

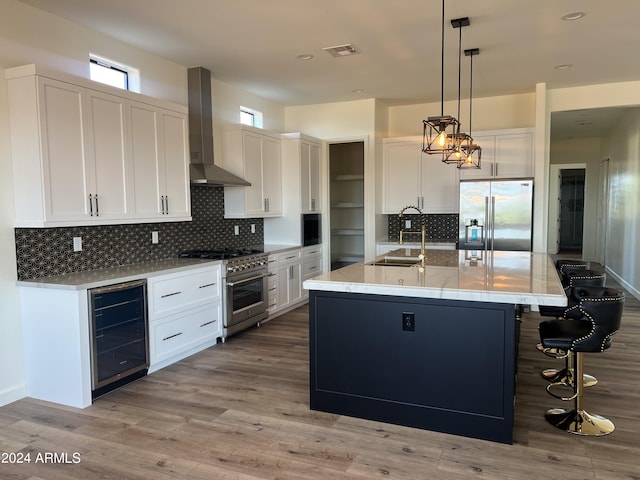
539 286 624 436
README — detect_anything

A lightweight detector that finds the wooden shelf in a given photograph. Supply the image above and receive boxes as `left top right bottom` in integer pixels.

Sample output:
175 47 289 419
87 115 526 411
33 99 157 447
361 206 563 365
331 229 364 236
331 202 364 208
333 174 364 181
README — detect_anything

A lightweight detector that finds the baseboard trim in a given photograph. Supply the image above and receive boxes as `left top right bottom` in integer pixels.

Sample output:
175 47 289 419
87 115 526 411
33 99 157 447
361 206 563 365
605 266 640 300
0 383 26 407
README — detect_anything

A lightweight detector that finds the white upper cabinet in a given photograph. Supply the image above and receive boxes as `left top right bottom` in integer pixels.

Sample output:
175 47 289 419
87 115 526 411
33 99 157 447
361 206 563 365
459 128 534 180
300 138 322 213
382 136 459 214
85 88 128 221
128 101 190 220
281 132 323 214
5 65 191 227
221 125 283 218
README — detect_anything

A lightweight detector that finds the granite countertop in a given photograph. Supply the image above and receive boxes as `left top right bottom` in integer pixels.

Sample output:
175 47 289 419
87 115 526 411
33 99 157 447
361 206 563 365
16 258 222 291
303 248 566 306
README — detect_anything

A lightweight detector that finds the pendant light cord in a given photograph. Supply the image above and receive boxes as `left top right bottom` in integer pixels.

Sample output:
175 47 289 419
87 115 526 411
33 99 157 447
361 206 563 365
440 0 445 117
456 22 462 135
469 52 473 138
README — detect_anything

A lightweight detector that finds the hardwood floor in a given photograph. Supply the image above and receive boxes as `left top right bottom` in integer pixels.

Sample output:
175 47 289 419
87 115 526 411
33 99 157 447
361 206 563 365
1 273 639 479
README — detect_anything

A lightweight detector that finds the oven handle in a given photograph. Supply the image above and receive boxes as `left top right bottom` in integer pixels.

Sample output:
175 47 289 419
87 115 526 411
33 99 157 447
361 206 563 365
226 273 269 287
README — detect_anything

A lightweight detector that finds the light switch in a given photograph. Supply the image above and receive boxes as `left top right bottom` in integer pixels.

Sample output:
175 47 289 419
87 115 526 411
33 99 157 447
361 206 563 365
405 220 412 229
234 225 240 235
251 224 256 234
73 236 82 252
152 231 159 244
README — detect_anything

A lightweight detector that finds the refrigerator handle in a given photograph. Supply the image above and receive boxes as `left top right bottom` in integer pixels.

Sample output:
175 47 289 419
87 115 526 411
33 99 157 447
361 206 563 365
484 196 489 251
491 196 496 251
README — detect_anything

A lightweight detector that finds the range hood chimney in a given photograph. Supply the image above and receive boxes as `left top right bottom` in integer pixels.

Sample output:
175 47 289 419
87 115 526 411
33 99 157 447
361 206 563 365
187 67 250 187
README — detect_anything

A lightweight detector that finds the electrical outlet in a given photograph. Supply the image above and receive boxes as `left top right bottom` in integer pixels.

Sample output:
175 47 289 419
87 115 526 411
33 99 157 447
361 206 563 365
73 236 82 252
251 223 256 233
151 231 159 244
402 312 415 331
234 225 240 235
405 220 411 229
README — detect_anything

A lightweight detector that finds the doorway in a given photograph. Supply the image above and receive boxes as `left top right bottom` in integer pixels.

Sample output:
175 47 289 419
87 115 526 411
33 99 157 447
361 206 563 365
558 168 585 254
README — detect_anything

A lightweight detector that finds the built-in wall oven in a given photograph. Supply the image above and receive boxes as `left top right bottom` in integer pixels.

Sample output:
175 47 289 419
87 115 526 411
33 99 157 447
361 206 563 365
88 280 149 400
178 249 269 339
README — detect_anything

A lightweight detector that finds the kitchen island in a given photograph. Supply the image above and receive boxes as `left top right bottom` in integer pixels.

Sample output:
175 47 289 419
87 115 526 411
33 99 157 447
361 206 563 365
303 249 566 444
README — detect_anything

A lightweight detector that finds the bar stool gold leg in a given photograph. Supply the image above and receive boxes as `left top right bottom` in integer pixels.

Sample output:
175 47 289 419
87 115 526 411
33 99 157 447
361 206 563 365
545 352 615 436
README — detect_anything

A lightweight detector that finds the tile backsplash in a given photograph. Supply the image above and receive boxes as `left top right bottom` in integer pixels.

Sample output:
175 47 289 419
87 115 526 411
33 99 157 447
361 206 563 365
15 186 263 280
387 213 459 243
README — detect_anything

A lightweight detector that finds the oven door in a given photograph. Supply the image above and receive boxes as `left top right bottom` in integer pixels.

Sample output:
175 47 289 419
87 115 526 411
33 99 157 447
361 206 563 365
226 270 269 328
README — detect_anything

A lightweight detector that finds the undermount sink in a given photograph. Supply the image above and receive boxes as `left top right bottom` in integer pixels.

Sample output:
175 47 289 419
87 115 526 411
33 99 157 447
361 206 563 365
368 257 421 267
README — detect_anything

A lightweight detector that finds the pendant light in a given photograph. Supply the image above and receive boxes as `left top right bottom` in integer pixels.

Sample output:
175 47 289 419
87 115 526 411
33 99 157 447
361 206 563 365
444 17 471 164
422 0 458 159
459 47 481 169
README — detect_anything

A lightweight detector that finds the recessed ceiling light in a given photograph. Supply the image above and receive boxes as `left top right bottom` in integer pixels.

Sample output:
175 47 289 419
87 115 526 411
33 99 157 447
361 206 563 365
352 88 364 94
296 54 314 60
555 64 573 70
562 11 585 21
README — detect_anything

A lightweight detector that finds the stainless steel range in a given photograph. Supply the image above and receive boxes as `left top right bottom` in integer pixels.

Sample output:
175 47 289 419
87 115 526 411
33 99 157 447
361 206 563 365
179 248 269 340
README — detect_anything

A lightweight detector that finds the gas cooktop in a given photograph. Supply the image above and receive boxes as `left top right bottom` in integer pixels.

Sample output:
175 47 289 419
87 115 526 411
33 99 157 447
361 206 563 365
178 248 264 260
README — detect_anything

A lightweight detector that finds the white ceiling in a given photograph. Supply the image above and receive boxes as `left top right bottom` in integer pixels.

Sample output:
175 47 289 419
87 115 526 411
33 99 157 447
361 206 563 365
17 0 640 137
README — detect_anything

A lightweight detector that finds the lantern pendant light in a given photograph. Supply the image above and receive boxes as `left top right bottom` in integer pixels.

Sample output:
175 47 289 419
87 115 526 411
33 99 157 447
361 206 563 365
459 48 482 169
422 0 458 159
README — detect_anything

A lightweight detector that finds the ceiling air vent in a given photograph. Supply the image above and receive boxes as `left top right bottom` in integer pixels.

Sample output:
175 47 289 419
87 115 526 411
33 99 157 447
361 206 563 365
323 43 360 57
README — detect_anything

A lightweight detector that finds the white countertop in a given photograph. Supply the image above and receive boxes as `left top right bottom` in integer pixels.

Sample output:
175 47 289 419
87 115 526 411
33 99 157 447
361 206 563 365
16 258 221 291
303 248 566 306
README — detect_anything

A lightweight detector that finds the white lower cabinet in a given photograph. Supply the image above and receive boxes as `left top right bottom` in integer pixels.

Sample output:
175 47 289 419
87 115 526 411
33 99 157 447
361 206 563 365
149 302 222 370
147 263 222 372
302 245 323 300
268 247 319 318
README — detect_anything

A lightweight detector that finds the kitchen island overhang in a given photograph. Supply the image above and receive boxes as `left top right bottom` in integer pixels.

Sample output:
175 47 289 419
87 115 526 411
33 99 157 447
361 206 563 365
304 250 566 444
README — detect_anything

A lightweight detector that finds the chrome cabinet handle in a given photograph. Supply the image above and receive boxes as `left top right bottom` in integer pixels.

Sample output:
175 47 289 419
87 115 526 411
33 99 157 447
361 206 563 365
95 194 99 216
165 196 169 214
88 194 94 216
199 283 216 289
226 273 269 287
162 332 183 341
200 320 216 327
160 291 182 298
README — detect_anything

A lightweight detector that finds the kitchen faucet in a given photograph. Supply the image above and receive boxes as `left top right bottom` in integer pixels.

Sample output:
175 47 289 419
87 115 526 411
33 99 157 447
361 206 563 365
398 205 426 266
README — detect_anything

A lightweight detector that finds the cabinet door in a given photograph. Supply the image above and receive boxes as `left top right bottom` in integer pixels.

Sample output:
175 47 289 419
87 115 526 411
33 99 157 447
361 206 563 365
262 135 282 216
128 101 163 217
302 140 322 213
382 140 421 213
242 131 266 216
494 132 533 178
419 153 459 213
38 77 91 222
158 108 190 219
458 134 496 180
85 89 128 220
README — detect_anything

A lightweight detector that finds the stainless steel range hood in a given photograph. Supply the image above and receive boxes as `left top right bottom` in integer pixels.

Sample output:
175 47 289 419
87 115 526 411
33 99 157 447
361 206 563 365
187 67 250 187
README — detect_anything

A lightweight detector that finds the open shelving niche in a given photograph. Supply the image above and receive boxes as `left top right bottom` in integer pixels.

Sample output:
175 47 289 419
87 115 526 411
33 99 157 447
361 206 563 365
329 158 365 270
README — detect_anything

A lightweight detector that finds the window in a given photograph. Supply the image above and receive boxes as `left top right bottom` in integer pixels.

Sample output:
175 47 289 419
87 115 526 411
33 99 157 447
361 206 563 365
240 106 263 128
89 55 140 92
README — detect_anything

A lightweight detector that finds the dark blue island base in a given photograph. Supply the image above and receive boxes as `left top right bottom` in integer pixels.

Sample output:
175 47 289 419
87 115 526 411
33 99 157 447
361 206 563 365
309 290 519 444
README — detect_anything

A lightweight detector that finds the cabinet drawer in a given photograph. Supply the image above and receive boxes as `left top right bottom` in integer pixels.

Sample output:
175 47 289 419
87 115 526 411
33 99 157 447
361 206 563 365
272 249 301 264
303 259 322 278
302 245 322 259
149 265 221 318
150 303 221 365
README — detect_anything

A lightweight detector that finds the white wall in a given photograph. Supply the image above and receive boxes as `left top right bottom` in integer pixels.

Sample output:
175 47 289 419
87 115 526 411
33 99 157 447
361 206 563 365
388 92 536 137
549 137 603 262
285 99 379 260
600 109 640 298
0 0 285 407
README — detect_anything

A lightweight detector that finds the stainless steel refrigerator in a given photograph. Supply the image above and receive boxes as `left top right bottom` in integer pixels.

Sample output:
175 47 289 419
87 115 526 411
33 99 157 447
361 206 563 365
459 179 534 251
